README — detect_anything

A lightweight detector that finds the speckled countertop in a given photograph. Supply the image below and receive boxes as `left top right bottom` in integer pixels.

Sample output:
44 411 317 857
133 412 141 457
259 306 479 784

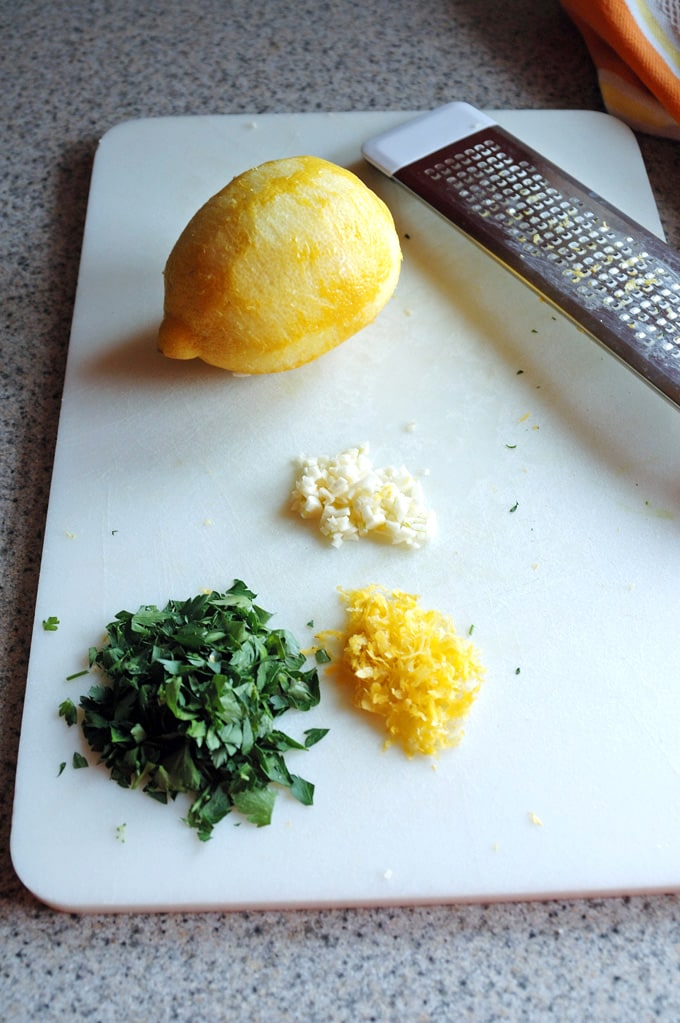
2 1 680 1020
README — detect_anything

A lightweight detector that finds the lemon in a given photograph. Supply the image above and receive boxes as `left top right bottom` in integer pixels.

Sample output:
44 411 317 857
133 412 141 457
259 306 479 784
158 155 402 374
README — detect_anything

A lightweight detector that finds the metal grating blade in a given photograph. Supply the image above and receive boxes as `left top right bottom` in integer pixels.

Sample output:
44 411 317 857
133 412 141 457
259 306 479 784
365 112 680 409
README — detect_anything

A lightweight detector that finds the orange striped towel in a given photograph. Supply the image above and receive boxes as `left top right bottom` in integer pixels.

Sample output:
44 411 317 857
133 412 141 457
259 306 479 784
561 0 680 137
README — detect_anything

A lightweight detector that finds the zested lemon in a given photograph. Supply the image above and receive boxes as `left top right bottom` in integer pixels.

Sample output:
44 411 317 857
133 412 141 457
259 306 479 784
158 156 402 374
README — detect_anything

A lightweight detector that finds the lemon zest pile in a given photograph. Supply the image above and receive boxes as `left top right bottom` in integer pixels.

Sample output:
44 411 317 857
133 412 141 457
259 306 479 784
329 584 485 757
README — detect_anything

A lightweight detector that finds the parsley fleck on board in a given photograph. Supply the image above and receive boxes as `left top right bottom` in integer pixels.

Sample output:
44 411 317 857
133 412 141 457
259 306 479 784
60 581 328 840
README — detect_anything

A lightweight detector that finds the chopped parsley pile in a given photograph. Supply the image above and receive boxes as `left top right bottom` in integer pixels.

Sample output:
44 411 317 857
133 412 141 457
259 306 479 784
59 581 328 840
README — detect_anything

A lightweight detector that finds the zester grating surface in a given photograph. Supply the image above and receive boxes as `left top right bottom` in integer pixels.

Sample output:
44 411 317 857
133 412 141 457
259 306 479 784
395 127 680 408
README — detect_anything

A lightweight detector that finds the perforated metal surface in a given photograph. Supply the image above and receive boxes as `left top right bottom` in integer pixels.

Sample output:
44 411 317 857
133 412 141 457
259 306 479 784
395 127 680 408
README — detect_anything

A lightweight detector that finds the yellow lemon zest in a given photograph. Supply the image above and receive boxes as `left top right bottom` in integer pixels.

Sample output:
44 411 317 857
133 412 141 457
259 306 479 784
327 584 485 757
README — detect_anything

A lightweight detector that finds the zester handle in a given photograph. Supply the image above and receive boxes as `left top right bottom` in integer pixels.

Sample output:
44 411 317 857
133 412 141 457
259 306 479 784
363 103 680 410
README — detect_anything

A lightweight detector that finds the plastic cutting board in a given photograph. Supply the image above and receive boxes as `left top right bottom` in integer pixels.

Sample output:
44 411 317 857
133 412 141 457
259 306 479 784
10 110 680 912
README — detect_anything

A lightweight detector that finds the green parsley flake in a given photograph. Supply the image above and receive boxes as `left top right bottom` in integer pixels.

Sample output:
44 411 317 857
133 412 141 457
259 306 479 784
66 669 89 682
42 616 60 632
58 699 78 727
66 581 328 840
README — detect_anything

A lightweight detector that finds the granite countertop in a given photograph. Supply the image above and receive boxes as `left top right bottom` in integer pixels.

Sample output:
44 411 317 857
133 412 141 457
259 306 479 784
2 1 680 1020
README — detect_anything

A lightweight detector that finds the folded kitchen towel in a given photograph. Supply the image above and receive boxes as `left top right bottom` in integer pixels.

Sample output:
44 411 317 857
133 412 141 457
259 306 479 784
561 0 680 138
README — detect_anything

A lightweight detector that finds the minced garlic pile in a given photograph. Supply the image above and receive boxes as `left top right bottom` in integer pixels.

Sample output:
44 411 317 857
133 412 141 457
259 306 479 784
329 584 485 756
291 443 435 548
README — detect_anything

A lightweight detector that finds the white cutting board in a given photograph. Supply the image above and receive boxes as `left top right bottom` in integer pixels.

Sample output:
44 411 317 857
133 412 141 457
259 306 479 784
11 110 680 913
